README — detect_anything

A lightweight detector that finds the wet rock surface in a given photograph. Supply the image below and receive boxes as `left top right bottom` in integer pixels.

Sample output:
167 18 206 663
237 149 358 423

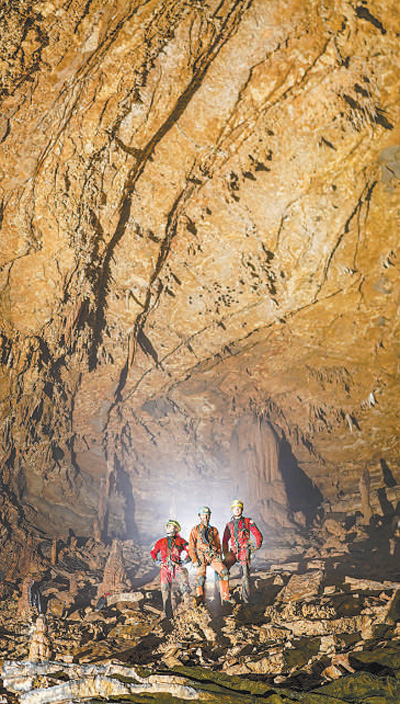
1 520 400 701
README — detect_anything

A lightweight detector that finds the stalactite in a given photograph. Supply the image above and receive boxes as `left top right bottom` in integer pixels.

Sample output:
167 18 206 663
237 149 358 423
50 538 57 566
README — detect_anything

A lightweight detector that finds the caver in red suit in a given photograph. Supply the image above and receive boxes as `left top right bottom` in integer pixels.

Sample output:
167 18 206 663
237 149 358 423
150 520 191 617
222 499 263 602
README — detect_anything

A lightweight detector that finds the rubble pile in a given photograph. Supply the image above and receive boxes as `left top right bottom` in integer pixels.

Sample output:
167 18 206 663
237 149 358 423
1 516 400 701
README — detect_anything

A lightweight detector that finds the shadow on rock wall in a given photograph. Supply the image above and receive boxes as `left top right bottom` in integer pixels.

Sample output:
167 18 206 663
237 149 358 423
278 436 323 525
230 415 322 527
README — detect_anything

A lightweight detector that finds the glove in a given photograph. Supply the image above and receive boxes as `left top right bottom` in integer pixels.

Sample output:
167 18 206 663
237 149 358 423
183 555 192 564
152 557 161 566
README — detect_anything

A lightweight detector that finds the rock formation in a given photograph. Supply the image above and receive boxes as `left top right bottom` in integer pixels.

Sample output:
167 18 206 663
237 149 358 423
97 539 131 597
0 0 398 547
1 526 400 702
17 577 34 620
28 615 52 662
0 0 400 699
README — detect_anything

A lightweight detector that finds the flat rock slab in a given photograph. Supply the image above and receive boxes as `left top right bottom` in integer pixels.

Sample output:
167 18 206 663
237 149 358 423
279 570 323 602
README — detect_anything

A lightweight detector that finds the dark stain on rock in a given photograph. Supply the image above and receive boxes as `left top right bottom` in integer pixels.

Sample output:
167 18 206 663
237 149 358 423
137 327 159 366
355 5 386 34
320 136 336 150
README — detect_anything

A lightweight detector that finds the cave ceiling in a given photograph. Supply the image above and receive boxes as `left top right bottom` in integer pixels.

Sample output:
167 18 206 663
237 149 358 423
0 0 399 544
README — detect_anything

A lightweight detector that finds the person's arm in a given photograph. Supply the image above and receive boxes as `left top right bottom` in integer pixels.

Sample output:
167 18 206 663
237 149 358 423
150 539 160 562
213 527 222 556
249 520 263 549
188 527 198 563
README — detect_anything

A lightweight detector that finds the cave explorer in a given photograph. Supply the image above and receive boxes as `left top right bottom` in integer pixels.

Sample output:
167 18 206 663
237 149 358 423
223 499 263 603
150 519 192 618
188 506 232 606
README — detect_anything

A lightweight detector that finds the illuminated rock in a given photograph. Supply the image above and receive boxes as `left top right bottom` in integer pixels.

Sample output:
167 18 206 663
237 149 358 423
278 571 324 603
97 539 131 598
17 577 34 620
0 0 398 549
28 615 52 662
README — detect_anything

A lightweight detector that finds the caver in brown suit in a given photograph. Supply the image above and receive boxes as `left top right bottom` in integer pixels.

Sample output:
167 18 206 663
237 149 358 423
188 507 230 604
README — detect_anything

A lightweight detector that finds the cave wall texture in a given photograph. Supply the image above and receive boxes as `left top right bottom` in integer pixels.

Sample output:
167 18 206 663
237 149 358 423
0 0 399 555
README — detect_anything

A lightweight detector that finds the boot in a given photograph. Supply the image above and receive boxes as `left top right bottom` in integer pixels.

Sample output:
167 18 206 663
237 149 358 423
219 579 234 604
195 585 205 605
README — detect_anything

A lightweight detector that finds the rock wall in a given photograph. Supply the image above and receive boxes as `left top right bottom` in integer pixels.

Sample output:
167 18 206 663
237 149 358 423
0 0 399 542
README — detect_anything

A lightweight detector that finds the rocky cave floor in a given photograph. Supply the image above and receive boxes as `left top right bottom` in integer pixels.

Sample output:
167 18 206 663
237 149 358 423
3 515 400 703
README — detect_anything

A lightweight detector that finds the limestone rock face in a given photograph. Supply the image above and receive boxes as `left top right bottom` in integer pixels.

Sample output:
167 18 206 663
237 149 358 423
0 0 399 543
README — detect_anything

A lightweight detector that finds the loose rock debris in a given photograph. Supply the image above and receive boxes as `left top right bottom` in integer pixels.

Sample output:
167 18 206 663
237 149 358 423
1 524 400 702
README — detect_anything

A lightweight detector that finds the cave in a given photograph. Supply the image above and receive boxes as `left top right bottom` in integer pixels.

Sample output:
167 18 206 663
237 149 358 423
1 0 400 701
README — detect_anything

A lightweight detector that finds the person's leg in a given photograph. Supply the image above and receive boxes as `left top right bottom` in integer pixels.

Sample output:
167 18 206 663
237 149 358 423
176 565 190 594
161 584 170 617
160 566 172 618
237 546 251 603
240 560 251 602
170 584 179 615
195 558 207 604
211 558 231 602
175 565 192 610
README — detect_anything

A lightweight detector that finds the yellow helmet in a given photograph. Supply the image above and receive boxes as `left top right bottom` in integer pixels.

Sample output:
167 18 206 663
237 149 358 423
198 506 211 515
231 499 244 510
165 519 181 533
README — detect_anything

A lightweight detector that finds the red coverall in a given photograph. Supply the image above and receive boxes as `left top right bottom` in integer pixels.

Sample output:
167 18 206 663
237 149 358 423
222 516 263 601
188 523 230 603
150 534 190 615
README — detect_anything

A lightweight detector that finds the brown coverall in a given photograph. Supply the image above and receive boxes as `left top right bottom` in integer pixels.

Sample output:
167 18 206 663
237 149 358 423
188 523 230 602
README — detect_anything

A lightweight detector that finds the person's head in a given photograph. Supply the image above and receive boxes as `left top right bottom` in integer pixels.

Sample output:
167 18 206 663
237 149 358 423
198 506 211 526
165 519 181 536
231 499 243 519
